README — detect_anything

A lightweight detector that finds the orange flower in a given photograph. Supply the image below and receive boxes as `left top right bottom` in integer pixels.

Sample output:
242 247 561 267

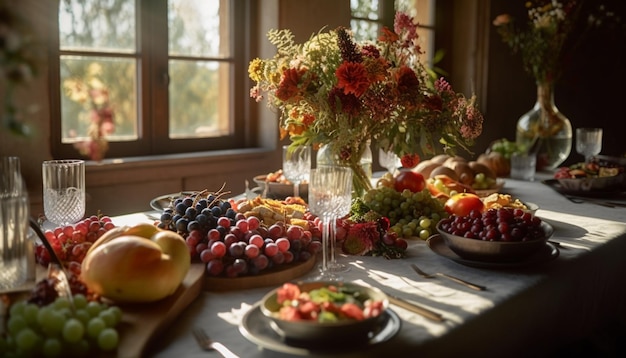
276 67 306 101
378 27 399 43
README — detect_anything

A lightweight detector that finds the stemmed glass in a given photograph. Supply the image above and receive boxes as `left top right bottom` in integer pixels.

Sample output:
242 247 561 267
282 145 311 198
327 176 353 274
379 148 401 175
576 128 603 163
308 167 352 281
42 160 86 226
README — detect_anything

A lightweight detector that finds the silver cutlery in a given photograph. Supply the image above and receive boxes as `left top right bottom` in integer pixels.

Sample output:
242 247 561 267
386 294 444 322
192 327 239 358
563 194 626 208
411 264 486 291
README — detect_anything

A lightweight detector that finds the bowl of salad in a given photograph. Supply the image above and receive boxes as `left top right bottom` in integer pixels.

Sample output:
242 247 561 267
260 281 389 344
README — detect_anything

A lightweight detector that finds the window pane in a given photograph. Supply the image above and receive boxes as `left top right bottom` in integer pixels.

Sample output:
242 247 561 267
168 60 231 138
351 0 380 20
351 19 381 41
59 0 136 53
60 56 137 143
168 0 229 58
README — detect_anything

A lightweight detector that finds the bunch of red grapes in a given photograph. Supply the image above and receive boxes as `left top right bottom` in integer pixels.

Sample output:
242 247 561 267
439 208 546 242
35 215 116 267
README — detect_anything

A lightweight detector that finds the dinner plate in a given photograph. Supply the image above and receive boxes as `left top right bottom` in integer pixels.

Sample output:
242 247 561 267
426 234 559 269
239 303 401 356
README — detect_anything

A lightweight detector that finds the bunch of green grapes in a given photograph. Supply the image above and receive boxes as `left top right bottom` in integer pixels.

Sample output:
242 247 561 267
0 295 121 357
362 186 449 239
489 138 521 159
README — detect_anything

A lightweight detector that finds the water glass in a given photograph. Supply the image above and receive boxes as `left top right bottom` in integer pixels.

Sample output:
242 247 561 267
282 145 311 198
308 167 352 281
510 152 536 181
379 148 401 175
1 157 31 291
42 159 86 226
576 128 603 163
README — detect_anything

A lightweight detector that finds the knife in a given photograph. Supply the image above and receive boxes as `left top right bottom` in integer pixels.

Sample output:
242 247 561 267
386 294 444 322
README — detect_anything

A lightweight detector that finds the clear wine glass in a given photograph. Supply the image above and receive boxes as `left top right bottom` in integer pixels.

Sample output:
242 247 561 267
378 148 401 175
308 167 352 281
576 128 603 163
42 160 86 226
282 145 311 198
327 177 353 274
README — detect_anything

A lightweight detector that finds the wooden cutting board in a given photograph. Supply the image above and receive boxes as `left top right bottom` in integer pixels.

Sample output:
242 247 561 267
204 255 317 291
114 263 205 358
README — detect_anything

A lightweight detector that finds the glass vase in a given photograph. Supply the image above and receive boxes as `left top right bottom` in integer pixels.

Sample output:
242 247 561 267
515 82 572 171
316 140 373 198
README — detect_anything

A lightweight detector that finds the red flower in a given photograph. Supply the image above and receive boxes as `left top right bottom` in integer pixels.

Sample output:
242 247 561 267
395 66 420 95
335 62 370 98
400 153 420 169
328 87 361 117
302 113 315 126
276 68 306 101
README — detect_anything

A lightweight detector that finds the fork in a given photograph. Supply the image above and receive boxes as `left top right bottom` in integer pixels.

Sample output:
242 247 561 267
192 327 240 358
411 264 486 291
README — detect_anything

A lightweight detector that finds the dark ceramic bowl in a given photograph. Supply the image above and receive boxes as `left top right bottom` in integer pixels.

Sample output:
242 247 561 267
436 220 554 262
260 281 389 344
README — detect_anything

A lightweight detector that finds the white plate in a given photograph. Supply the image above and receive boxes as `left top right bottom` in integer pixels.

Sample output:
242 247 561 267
239 303 401 356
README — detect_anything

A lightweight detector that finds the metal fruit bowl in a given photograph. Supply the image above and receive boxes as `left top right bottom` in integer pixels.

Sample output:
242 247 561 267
436 220 554 262
253 174 308 200
260 281 389 344
556 173 625 192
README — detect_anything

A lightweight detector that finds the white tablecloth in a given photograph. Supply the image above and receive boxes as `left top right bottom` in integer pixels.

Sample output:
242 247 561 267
114 177 626 358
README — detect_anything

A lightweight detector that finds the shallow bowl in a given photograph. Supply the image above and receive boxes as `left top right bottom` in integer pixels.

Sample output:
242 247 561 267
253 174 308 200
436 220 553 262
260 281 389 344
556 173 625 192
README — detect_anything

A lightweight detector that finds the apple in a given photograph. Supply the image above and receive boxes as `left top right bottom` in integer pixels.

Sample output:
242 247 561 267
444 192 485 217
81 223 190 303
394 170 426 193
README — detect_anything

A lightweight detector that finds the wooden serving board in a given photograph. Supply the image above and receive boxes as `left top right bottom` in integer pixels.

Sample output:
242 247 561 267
3 264 205 358
113 263 205 358
204 255 317 291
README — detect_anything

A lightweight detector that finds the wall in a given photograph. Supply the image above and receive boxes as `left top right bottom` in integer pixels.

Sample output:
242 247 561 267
482 0 626 163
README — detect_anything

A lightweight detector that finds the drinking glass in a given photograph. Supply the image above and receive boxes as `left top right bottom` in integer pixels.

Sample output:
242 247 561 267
42 160 86 226
282 145 311 198
327 177 353 274
1 157 31 291
576 128 602 163
379 148 401 175
308 167 352 281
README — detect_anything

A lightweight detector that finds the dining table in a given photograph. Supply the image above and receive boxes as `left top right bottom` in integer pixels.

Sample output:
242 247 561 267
111 174 626 358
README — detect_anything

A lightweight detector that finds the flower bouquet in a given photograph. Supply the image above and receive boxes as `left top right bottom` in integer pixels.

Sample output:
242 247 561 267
249 12 483 197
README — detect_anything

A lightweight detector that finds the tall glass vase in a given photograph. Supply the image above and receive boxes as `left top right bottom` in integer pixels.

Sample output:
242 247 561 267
515 82 572 171
316 140 372 199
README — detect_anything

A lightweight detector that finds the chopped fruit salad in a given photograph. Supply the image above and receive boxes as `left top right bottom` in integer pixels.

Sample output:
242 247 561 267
270 283 385 323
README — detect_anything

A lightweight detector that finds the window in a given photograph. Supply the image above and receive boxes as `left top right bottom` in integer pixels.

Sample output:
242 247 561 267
350 0 436 64
51 0 250 159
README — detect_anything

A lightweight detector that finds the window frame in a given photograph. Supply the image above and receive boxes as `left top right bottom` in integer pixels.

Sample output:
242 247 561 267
50 0 253 160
